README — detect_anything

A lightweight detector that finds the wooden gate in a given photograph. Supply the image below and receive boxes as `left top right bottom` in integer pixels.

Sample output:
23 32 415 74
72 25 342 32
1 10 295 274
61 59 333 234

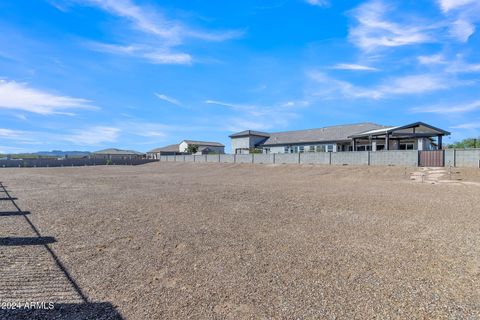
419 150 444 167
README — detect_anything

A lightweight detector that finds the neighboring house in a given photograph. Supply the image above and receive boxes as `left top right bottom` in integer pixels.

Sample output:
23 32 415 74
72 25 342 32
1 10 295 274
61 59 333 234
229 122 450 154
178 140 224 154
146 144 181 159
147 140 225 159
93 148 144 160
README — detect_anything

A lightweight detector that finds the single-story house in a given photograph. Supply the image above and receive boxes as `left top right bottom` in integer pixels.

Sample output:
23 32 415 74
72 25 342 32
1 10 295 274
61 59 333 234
147 140 224 159
229 122 450 154
93 148 145 160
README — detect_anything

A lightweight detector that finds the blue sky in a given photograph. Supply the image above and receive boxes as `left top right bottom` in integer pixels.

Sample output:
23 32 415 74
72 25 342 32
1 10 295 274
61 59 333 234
1 0 480 153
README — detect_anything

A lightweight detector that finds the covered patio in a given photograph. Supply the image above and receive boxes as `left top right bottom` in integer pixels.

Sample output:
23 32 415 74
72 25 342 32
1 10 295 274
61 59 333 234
348 122 451 151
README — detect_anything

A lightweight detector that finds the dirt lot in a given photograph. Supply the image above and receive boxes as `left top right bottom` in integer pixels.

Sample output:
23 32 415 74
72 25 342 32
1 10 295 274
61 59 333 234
1 162 480 319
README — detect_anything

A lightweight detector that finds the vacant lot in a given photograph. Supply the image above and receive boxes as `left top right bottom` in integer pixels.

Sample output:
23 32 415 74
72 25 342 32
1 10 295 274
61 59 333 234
1 163 480 319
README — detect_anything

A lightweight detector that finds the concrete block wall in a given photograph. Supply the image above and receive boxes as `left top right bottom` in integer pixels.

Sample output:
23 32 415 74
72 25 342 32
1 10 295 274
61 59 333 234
253 154 274 164
331 152 369 165
275 153 300 164
219 154 235 163
154 149 480 168
194 155 207 162
207 154 220 163
236 154 253 164
300 153 331 165
455 149 480 167
370 151 418 166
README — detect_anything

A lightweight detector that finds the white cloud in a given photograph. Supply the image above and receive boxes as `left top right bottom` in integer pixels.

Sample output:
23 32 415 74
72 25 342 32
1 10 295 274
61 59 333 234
411 100 480 114
451 122 480 129
348 0 434 51
69 0 242 65
417 54 447 65
331 63 379 71
449 19 475 42
64 126 120 146
86 42 192 65
154 93 181 106
438 0 477 13
0 80 94 115
305 0 329 7
309 72 459 99
205 99 301 132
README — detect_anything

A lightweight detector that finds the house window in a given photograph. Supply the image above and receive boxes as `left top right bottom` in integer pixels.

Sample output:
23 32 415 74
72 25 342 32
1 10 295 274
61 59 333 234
309 146 315 152
293 146 299 153
315 145 324 152
284 146 289 153
376 145 385 151
356 145 366 151
299 146 305 153
263 148 270 154
400 143 414 150
327 144 334 152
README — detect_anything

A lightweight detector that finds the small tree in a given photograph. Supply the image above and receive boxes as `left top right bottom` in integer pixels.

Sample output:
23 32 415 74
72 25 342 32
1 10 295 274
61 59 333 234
186 144 199 154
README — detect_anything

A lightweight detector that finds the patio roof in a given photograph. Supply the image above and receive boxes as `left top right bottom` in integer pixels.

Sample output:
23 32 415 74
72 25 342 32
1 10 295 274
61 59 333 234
348 122 450 139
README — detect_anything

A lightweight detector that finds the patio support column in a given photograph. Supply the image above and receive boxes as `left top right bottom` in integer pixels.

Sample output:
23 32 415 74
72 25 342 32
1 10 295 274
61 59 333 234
352 138 356 151
438 135 443 150
385 133 390 151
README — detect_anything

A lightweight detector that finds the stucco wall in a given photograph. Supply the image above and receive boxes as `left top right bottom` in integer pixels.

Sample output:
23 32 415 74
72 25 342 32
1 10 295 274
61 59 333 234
231 137 250 154
184 155 195 162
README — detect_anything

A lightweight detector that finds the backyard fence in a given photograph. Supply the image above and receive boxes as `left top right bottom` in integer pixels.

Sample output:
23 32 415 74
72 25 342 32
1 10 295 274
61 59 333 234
0 158 157 168
157 149 480 168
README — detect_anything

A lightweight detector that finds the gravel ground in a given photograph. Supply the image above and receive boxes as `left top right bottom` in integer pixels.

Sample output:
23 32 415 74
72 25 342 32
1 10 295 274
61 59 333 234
1 162 480 319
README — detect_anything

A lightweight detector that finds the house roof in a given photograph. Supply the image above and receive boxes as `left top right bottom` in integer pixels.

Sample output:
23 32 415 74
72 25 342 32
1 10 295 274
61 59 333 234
93 148 144 155
229 130 271 138
147 144 180 153
182 140 224 147
260 123 387 146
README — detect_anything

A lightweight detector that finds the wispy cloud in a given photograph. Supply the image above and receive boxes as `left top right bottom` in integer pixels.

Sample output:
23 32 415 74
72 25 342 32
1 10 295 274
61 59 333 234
348 0 435 52
309 71 460 99
205 99 302 132
438 0 477 13
0 80 94 115
451 122 480 129
86 42 192 65
417 54 447 65
411 100 480 114
154 93 181 106
67 0 243 65
305 0 330 7
331 63 379 71
64 126 120 146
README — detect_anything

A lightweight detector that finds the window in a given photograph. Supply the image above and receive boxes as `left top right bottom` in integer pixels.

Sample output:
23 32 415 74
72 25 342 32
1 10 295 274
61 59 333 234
299 146 305 153
327 144 334 152
376 145 385 151
263 148 270 154
284 146 289 153
309 146 315 152
316 145 324 152
356 145 366 151
293 146 299 153
400 143 414 150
